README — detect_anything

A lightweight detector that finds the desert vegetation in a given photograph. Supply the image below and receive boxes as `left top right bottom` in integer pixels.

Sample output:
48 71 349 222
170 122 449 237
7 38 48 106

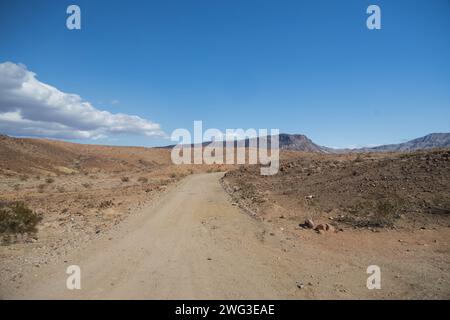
0 202 42 243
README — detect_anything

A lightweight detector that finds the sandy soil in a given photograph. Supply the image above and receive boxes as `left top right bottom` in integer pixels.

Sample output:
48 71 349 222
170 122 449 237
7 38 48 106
2 173 449 299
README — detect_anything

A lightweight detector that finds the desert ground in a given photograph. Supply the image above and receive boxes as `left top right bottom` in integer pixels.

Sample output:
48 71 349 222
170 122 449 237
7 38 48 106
0 135 449 299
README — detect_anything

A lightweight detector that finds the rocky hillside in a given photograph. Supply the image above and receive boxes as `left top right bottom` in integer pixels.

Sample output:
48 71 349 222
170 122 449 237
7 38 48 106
222 149 450 229
0 134 172 176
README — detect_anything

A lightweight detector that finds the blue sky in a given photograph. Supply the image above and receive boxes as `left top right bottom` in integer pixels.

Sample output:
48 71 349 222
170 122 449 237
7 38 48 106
0 0 449 148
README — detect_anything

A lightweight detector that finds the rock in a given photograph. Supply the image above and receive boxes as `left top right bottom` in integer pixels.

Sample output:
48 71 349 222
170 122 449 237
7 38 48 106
314 223 335 233
305 195 314 199
326 224 335 232
315 224 326 231
303 219 315 229
296 282 304 289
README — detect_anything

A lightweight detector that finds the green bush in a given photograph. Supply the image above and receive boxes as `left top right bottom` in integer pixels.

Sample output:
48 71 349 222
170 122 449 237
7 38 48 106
0 202 42 234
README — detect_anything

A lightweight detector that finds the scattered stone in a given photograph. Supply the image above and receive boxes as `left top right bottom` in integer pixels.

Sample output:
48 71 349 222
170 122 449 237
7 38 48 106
296 282 305 289
302 219 315 229
314 223 335 233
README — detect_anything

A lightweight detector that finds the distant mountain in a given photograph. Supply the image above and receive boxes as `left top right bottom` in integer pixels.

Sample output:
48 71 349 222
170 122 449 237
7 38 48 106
253 133 450 153
161 133 329 152
161 133 450 153
359 133 450 152
277 134 328 152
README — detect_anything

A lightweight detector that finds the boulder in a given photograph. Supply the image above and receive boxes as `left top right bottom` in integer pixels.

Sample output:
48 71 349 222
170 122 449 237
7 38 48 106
314 223 335 233
304 219 315 229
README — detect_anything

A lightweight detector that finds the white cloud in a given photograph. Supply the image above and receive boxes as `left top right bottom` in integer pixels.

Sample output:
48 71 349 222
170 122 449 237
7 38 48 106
0 62 165 140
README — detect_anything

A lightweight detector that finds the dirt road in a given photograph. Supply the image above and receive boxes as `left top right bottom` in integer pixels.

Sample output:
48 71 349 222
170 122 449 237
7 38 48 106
5 173 298 299
3 173 449 299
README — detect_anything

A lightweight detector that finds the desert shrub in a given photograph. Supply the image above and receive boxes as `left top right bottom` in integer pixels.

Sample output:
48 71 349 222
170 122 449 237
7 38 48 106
57 186 65 193
0 202 42 234
81 182 92 188
353 154 364 163
13 184 20 191
19 175 29 181
45 177 54 184
99 200 113 209
37 184 46 193
137 177 148 183
341 197 404 228
169 173 177 179
121 176 129 182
